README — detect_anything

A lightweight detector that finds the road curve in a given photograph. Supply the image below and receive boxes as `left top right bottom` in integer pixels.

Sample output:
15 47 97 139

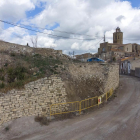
1 75 140 140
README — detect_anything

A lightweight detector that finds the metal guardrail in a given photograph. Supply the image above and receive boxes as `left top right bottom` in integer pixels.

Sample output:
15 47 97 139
50 89 113 120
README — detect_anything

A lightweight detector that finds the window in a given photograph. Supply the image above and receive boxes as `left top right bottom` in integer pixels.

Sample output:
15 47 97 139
127 48 128 51
102 48 105 52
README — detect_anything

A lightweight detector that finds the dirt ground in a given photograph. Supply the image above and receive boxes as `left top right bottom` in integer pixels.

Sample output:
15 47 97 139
0 75 140 140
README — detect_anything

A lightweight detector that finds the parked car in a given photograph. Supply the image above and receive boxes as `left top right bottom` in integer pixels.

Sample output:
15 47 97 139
87 57 105 62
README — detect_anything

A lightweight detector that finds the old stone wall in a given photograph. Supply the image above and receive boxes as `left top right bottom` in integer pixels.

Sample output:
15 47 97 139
67 63 119 93
0 40 63 56
0 40 33 54
0 63 119 125
0 76 66 125
103 64 119 92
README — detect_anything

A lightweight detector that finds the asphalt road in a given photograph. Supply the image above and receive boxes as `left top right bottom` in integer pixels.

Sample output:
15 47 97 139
1 75 140 140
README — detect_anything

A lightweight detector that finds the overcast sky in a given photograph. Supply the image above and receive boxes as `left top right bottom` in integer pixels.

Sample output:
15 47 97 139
0 0 140 55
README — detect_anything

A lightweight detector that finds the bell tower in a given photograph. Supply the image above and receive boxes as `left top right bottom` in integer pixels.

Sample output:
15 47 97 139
113 27 123 44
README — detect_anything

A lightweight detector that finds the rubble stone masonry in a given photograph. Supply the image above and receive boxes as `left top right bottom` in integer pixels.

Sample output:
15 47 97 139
68 63 119 93
0 63 119 126
0 76 66 125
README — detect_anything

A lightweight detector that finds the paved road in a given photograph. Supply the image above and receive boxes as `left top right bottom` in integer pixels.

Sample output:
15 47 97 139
1 75 140 140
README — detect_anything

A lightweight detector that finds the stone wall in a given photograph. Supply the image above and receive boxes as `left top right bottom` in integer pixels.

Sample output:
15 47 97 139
103 64 119 92
0 40 33 54
130 58 140 70
135 68 140 78
0 76 66 125
67 63 119 93
0 63 119 125
0 40 63 56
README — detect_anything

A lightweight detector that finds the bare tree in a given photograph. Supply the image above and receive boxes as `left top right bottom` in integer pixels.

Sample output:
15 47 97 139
30 36 38 48
30 36 38 55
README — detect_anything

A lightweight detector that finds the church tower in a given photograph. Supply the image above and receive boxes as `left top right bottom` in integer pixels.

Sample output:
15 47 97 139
113 27 123 44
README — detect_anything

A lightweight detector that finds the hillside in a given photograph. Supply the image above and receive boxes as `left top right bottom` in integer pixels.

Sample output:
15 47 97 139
0 40 78 92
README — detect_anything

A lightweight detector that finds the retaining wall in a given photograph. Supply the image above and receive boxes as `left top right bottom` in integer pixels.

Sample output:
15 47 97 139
0 76 66 125
0 63 119 125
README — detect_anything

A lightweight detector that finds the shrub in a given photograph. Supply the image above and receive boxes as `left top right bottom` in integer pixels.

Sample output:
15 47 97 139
5 126 10 131
54 65 58 69
10 81 24 89
7 67 15 83
7 66 26 83
10 53 15 57
0 68 4 73
112 57 116 61
4 63 8 67
0 76 4 81
0 82 5 89
34 116 50 126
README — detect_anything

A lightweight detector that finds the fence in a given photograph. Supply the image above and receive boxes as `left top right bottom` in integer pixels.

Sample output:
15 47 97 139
50 88 113 120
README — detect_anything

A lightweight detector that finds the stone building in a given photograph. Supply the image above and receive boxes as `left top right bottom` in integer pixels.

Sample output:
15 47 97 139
113 27 123 44
119 57 140 77
98 27 140 61
75 53 93 62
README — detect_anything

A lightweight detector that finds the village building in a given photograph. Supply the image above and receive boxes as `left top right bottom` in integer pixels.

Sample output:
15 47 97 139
75 53 94 62
97 27 140 61
119 57 140 77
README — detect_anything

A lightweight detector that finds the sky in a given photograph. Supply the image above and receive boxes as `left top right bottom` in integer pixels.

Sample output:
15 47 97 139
0 0 140 55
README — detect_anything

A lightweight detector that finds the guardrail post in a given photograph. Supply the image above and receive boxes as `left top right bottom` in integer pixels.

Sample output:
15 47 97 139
79 102 81 115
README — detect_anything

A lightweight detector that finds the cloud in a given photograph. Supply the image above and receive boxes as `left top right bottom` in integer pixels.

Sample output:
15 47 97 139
116 15 125 22
1 0 140 54
0 0 35 22
71 42 80 50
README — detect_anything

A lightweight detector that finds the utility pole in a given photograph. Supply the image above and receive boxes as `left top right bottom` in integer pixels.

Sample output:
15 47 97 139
69 52 71 58
73 51 75 59
104 33 106 60
104 34 106 43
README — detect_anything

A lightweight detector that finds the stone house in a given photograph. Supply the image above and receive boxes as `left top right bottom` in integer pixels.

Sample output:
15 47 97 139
75 53 93 62
98 27 140 61
119 57 140 76
119 57 132 75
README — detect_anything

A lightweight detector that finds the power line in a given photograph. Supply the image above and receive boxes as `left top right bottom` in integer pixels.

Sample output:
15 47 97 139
2 20 96 37
0 19 97 40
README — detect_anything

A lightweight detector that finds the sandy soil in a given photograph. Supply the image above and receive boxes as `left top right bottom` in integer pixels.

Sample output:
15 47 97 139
0 75 140 140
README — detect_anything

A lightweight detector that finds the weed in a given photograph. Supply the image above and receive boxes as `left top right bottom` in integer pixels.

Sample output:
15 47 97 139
5 126 10 131
34 116 50 126
4 63 8 67
10 53 16 57
0 76 4 81
0 82 5 89
0 68 4 73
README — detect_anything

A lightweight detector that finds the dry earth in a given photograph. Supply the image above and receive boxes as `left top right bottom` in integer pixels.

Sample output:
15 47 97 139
0 75 140 140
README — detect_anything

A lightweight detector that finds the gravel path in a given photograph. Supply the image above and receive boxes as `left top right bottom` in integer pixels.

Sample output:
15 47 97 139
0 75 140 140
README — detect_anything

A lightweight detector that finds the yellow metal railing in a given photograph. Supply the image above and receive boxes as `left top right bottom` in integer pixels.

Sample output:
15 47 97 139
50 88 114 119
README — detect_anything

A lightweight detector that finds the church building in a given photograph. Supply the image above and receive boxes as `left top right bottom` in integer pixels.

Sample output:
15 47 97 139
98 27 140 61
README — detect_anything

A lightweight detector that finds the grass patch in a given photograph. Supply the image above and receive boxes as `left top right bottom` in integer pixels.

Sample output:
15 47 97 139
0 53 63 92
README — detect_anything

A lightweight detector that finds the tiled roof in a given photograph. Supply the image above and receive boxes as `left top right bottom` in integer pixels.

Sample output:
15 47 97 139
121 57 133 61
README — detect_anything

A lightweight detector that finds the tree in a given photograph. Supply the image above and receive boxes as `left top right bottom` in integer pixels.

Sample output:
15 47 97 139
112 57 116 62
30 36 38 55
30 36 38 48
